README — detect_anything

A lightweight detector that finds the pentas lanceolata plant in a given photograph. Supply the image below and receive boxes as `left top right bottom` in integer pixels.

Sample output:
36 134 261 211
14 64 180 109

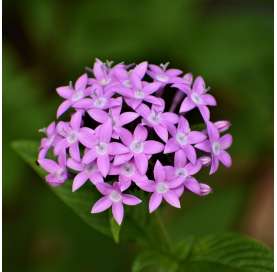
37 59 232 225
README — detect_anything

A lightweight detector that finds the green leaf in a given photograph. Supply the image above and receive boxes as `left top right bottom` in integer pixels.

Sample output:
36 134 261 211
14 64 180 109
132 250 178 272
132 233 273 272
110 213 121 243
12 140 111 237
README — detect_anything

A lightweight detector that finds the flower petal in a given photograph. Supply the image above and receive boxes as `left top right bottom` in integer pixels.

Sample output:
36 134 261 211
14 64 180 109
112 202 124 225
38 159 59 173
144 140 164 154
183 145 197 164
218 151 232 167
163 191 181 208
153 160 165 182
82 149 97 164
56 86 73 99
202 94 217 106
164 138 179 154
119 128 133 146
67 158 83 171
143 82 161 95
198 105 210 121
91 196 112 213
70 111 82 130
109 143 129 155
134 153 148 175
119 112 139 126
98 120 112 143
122 194 142 206
188 131 206 144
69 143 80 161
134 125 148 141
75 74 88 90
79 127 96 148
219 134 233 150
88 109 108 123
195 140 211 152
132 61 148 78
97 155 110 177
184 177 201 195
72 172 88 192
149 192 163 213
113 153 133 166
154 125 168 142
57 100 71 118
179 97 195 113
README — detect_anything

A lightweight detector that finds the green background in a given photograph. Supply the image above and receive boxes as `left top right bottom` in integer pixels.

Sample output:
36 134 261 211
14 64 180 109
3 0 273 271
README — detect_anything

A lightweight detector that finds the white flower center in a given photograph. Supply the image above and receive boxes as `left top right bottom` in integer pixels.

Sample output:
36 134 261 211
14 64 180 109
72 90 84 102
148 112 161 125
109 190 122 203
191 92 202 104
99 78 111 86
156 74 169 83
156 182 169 194
121 163 135 177
94 97 107 108
212 141 221 155
130 140 144 154
134 90 145 99
175 168 188 178
176 132 188 146
95 142 108 155
123 80 131 88
67 131 78 144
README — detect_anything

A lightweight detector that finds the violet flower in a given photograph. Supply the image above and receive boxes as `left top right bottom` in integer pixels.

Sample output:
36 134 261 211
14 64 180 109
179 76 217 120
114 125 164 174
195 121 232 174
164 116 207 163
54 111 95 161
148 63 183 85
88 102 139 139
67 157 104 192
38 152 67 187
82 120 129 177
91 182 142 225
38 122 61 159
137 104 179 142
137 161 183 213
56 74 91 117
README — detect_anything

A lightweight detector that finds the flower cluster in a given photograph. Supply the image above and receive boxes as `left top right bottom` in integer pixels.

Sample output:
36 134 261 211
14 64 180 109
38 59 232 225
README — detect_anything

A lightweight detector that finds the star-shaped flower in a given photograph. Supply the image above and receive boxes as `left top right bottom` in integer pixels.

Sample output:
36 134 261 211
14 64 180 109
82 120 129 177
38 152 67 187
179 76 217 120
114 125 164 174
56 74 91 117
67 156 104 192
195 121 232 174
164 116 207 163
54 111 95 161
137 104 178 142
88 103 139 139
38 122 61 159
137 160 183 213
91 182 142 225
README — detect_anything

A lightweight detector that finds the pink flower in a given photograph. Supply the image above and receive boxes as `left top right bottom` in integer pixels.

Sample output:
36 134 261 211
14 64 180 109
67 157 104 192
91 182 142 225
81 121 129 177
195 121 232 174
137 161 183 213
88 103 139 139
38 122 61 159
148 63 183 85
54 111 95 161
109 160 147 185
38 152 67 187
56 74 91 117
137 104 179 142
114 125 164 174
179 76 217 120
164 116 207 163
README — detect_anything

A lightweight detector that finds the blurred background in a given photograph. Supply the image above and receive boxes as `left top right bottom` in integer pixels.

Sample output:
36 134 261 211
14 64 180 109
3 0 273 271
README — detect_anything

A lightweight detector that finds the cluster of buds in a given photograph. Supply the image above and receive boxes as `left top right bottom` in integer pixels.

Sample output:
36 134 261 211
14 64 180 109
38 59 232 225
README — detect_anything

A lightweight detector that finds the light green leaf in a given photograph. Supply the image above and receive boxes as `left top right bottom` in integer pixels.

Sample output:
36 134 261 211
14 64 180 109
132 233 273 272
12 140 111 237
